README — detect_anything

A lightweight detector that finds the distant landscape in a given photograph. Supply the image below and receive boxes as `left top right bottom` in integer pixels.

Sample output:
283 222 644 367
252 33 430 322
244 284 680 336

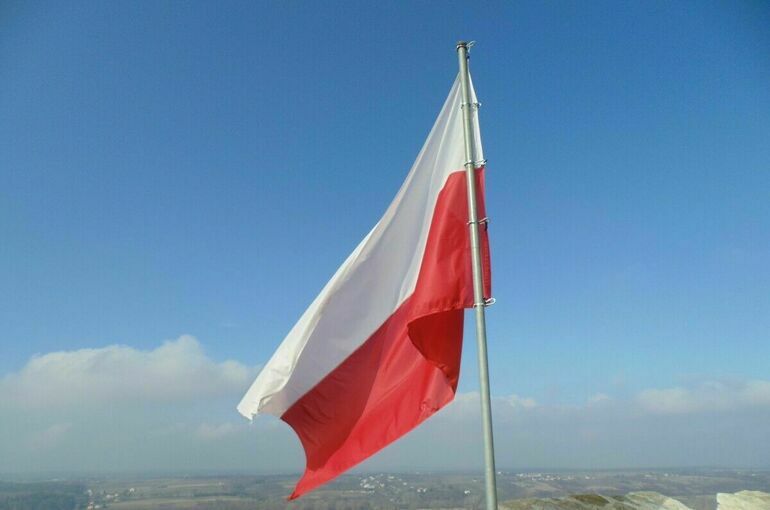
1 469 768 510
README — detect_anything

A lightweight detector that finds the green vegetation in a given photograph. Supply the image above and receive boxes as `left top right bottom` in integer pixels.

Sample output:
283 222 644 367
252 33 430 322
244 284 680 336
572 494 609 505
0 481 88 510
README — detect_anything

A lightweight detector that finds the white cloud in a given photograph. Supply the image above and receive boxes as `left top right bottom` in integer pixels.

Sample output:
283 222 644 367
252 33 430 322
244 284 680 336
0 335 258 409
27 422 72 450
437 391 538 425
587 393 612 405
504 394 538 409
195 422 244 440
742 380 770 406
636 380 770 415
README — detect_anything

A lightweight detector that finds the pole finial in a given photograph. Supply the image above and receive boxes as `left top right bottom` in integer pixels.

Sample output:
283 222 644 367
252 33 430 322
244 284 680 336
456 40 475 53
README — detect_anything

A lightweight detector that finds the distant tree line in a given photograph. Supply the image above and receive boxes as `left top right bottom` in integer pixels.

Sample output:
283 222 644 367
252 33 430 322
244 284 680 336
0 481 88 510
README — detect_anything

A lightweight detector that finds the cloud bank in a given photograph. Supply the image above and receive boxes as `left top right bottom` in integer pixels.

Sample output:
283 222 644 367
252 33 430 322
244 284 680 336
637 380 770 414
0 335 257 409
1 336 769 474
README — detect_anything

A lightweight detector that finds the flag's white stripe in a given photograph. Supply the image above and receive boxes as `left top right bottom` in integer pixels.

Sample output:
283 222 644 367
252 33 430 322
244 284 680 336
238 75 482 419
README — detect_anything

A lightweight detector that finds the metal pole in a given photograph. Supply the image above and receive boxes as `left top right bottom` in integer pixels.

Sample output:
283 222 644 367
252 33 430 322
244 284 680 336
456 41 498 510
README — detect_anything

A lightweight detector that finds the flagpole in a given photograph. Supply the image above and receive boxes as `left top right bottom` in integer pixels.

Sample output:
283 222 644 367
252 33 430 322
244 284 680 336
456 41 499 510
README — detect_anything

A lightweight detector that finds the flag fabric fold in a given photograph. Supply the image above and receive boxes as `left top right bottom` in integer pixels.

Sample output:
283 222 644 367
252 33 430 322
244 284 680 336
237 74 490 499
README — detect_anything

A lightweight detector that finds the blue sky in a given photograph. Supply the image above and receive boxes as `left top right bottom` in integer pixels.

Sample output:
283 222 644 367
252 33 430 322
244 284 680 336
1 1 769 473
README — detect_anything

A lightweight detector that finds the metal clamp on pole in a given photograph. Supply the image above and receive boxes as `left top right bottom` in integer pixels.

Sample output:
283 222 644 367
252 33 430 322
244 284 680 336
465 159 487 169
473 297 496 308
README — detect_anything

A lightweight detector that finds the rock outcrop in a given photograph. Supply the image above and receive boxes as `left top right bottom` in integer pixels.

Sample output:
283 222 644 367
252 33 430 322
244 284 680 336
503 491 693 509
717 491 770 510
503 490 770 510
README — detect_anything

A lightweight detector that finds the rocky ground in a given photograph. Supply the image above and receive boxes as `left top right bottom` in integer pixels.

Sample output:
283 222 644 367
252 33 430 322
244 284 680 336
501 490 770 510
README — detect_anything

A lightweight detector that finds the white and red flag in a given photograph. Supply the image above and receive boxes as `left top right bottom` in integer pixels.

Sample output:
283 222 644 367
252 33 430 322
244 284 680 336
237 74 491 499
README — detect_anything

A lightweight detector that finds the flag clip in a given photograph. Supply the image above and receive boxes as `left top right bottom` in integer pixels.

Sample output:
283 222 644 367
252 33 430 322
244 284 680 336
460 101 481 110
468 217 489 227
473 297 496 308
464 159 487 168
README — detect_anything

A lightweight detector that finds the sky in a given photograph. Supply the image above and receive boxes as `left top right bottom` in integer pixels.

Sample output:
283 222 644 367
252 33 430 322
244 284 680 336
1 1 769 475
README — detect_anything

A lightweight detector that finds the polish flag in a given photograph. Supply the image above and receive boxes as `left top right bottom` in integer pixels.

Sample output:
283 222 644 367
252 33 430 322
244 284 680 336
237 74 491 499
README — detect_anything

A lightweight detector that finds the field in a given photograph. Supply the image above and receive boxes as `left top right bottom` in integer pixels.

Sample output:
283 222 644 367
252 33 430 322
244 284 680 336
1 469 769 509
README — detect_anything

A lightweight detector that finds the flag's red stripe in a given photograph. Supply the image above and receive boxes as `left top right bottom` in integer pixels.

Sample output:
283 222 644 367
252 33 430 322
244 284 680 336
281 168 490 499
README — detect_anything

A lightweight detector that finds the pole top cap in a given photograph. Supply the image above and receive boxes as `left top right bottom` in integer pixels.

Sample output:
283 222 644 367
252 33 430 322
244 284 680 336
456 40 475 51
